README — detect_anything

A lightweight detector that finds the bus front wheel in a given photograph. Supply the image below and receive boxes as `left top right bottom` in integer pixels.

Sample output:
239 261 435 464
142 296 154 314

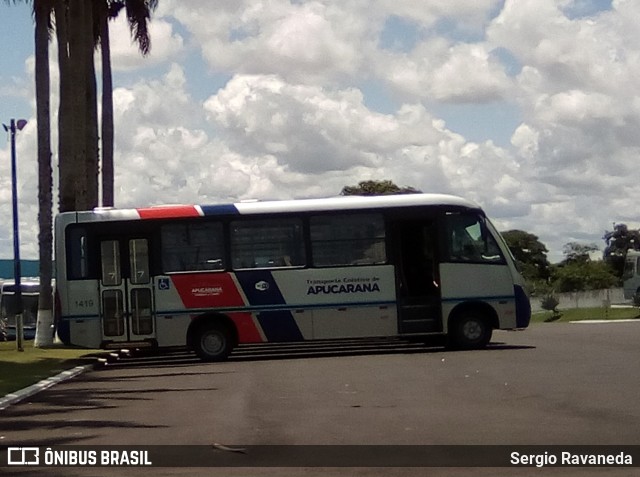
449 312 492 350
193 322 234 361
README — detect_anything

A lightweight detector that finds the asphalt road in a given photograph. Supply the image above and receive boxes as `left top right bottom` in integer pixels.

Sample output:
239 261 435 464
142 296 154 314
1 321 640 476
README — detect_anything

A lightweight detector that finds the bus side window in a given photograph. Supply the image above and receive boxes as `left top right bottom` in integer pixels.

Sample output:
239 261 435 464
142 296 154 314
310 214 386 267
230 218 305 270
67 227 89 279
161 222 226 273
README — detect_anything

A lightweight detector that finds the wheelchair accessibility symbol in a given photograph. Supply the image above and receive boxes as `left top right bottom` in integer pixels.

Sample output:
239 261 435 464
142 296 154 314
158 278 171 290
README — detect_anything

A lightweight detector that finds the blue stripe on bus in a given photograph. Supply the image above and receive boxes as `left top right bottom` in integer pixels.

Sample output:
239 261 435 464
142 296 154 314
235 270 303 341
442 295 515 303
59 314 101 320
256 310 304 341
235 270 287 306
60 300 397 320
199 204 240 216
154 301 396 316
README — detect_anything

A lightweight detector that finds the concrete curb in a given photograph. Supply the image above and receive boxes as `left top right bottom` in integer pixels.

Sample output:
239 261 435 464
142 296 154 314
570 319 640 324
0 364 95 411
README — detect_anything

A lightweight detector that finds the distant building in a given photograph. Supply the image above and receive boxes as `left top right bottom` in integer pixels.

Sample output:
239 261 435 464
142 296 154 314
0 260 39 280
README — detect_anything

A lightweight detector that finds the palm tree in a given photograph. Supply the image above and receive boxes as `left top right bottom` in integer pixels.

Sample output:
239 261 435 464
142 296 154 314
56 0 99 212
53 0 74 212
33 0 55 347
2 0 55 346
98 0 119 207
55 0 158 210
99 0 157 207
3 0 157 345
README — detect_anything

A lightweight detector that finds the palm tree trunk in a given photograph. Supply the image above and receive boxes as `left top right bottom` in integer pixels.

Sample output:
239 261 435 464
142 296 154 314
99 0 158 208
100 0 114 207
68 0 89 210
85 0 99 210
56 0 99 211
55 0 76 213
33 0 54 347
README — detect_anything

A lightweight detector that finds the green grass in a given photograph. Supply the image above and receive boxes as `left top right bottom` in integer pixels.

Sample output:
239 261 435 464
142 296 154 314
531 306 640 323
0 341 101 396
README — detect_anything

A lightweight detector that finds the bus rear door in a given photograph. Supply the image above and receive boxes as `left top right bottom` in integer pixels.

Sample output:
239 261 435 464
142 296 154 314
99 237 156 345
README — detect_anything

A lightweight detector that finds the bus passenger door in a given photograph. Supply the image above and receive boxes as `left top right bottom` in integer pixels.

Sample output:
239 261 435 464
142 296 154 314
395 221 443 334
99 238 156 344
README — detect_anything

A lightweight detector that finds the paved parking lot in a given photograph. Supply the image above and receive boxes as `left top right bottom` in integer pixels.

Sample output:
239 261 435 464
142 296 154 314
2 322 640 476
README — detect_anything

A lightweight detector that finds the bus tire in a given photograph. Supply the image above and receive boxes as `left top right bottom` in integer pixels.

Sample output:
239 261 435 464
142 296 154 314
193 322 234 362
449 312 492 350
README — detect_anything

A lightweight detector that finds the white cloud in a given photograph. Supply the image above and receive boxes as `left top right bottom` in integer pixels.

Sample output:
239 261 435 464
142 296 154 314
6 0 640 265
430 43 514 102
205 75 402 173
161 0 370 84
0 121 40 259
377 0 502 33
202 74 531 219
100 67 532 236
109 15 185 71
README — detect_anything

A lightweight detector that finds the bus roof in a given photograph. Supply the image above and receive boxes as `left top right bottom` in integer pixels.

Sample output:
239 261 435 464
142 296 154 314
1 279 40 294
63 193 482 223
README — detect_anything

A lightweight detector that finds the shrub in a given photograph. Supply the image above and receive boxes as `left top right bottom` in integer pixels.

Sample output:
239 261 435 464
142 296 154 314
541 294 562 322
0 315 6 341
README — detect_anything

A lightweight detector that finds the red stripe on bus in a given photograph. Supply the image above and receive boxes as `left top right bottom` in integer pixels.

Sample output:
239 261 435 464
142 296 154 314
137 206 201 219
230 312 264 343
171 273 245 309
170 274 264 343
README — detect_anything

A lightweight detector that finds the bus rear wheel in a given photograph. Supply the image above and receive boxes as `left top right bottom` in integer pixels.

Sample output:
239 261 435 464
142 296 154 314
449 312 492 350
193 322 233 361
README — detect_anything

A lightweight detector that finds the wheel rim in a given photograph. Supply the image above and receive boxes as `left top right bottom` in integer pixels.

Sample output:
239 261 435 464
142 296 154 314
461 319 483 341
201 330 225 355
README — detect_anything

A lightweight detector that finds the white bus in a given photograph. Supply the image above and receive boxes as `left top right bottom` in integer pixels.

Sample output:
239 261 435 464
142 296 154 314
0 278 40 341
54 194 530 360
623 250 640 301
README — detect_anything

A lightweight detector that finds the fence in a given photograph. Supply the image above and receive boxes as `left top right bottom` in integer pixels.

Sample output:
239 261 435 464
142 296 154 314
530 288 626 313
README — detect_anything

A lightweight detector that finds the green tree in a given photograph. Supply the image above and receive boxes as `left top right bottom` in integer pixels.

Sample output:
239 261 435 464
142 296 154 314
562 242 598 264
551 242 618 292
501 230 551 282
603 223 640 278
341 180 421 196
552 261 618 292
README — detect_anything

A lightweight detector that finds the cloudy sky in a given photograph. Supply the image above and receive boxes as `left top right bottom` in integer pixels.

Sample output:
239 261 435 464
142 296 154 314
0 0 636 262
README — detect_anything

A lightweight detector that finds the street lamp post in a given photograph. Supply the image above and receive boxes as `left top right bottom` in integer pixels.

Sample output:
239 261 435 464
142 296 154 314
3 119 27 351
